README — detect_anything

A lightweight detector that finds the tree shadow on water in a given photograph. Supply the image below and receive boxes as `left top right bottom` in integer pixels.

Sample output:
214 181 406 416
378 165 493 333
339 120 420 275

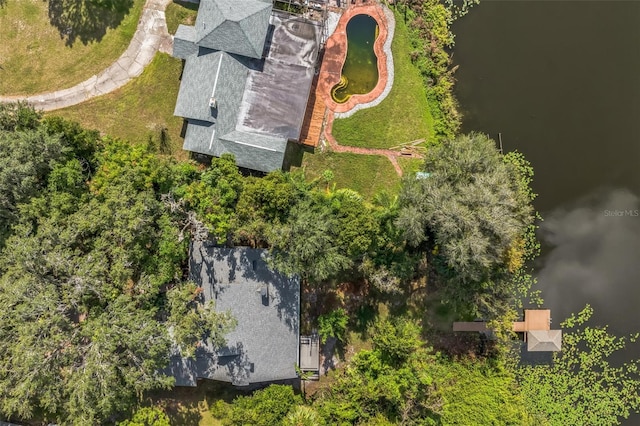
48 0 135 46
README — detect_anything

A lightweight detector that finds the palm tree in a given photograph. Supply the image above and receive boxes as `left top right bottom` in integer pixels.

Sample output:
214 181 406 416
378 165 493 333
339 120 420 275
282 406 323 426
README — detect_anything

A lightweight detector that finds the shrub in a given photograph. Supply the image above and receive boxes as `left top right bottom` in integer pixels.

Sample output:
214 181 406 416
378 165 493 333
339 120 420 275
318 308 349 344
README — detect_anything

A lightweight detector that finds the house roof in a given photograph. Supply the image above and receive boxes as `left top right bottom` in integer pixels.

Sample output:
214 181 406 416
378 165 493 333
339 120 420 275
218 130 289 172
172 10 320 172
173 25 198 59
527 330 562 352
236 13 320 141
194 0 272 59
175 50 248 124
174 49 289 172
166 243 300 387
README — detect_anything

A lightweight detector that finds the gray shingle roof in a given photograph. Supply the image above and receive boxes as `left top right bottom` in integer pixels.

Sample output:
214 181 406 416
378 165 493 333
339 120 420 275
195 0 272 59
172 3 320 172
182 122 288 173
166 243 300 387
174 50 251 124
219 130 288 172
173 25 198 60
237 13 320 141
527 330 562 352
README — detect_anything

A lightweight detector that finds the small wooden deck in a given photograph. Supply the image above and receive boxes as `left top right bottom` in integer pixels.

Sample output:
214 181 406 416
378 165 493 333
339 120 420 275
512 309 551 332
298 74 326 148
299 335 320 380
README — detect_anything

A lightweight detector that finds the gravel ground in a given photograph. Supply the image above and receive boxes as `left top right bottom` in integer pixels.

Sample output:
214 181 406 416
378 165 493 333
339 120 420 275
325 11 342 38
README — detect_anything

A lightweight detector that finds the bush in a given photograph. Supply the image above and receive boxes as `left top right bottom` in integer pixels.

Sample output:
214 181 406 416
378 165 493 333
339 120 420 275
118 406 170 426
318 308 349 344
222 385 303 426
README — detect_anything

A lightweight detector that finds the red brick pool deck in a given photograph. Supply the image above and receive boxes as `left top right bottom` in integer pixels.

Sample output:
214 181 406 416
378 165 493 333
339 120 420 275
318 3 390 114
315 1 422 176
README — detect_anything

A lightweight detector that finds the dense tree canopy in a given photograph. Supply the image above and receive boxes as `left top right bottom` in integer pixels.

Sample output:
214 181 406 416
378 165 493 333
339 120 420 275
0 106 235 424
396 133 535 314
213 318 529 426
0 129 62 234
0 150 179 424
175 154 244 242
233 171 305 247
214 385 304 426
212 312 640 426
318 308 349 344
2 104 634 426
397 132 533 279
268 196 353 283
117 406 171 426
0 105 403 425
312 318 440 425
0 105 399 424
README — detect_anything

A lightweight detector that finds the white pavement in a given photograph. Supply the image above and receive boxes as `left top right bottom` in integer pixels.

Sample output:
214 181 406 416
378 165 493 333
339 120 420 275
0 0 173 111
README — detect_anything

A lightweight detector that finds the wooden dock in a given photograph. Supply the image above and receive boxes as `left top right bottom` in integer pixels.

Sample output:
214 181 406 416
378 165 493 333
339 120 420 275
453 309 561 352
298 74 326 148
452 322 490 333
512 309 551 332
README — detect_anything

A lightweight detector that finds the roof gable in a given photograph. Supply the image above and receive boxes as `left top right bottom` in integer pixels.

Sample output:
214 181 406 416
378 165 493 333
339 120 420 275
174 51 250 124
195 0 272 58
527 330 562 352
217 130 288 172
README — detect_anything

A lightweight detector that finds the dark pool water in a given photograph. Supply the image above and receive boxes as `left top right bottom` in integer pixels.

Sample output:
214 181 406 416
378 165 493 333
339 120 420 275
331 14 379 103
452 2 640 423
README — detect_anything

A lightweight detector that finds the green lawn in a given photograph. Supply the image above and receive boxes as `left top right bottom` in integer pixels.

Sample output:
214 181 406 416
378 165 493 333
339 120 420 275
52 53 187 159
307 12 432 197
331 11 434 149
0 0 144 95
165 0 199 35
398 157 424 176
296 151 400 199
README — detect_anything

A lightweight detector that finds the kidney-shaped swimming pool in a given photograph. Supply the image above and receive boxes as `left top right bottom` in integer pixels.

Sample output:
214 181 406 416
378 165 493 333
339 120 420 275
331 14 380 104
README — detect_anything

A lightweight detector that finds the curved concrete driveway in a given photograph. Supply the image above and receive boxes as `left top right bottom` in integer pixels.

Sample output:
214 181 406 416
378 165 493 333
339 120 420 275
0 0 173 111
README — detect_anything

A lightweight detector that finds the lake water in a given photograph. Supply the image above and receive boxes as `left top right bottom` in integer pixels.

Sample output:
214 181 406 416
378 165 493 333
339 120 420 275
452 1 640 422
